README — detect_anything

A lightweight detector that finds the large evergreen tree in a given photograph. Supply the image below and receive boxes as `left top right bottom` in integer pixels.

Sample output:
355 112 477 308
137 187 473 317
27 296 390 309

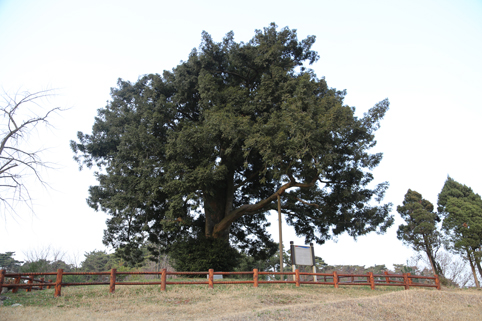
71 24 393 264
438 177 482 287
397 189 443 276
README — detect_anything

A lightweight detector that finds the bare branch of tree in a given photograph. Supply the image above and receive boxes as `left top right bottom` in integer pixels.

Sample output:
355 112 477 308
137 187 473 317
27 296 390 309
23 245 68 264
411 251 474 287
0 89 63 218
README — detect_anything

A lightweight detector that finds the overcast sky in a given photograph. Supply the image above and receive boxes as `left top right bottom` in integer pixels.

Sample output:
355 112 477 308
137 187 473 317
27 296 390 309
0 0 481 270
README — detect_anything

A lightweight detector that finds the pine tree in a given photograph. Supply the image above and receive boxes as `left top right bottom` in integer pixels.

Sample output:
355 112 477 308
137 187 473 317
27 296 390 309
438 177 482 287
397 189 443 276
71 23 393 268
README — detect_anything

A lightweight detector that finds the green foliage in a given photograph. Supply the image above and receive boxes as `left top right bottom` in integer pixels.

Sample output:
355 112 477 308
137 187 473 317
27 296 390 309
71 23 392 270
397 189 443 275
236 247 280 272
367 264 388 275
81 250 115 272
314 256 327 270
236 254 272 273
438 177 482 286
19 257 82 283
81 250 138 281
113 245 148 268
438 177 482 255
321 264 390 283
20 259 73 274
20 259 52 273
393 263 414 274
169 236 241 273
0 252 23 272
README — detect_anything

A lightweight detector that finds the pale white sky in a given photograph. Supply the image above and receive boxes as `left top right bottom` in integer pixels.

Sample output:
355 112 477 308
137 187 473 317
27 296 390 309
0 0 481 269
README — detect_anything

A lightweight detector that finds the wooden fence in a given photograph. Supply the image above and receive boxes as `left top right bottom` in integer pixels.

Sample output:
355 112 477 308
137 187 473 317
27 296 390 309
0 269 441 297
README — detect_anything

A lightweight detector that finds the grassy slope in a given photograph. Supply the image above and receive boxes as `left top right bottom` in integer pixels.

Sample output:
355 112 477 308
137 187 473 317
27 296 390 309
1 283 481 320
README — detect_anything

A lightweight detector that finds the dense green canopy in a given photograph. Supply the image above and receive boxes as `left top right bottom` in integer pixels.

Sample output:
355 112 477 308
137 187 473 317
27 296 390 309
438 177 482 284
397 189 442 275
71 24 393 262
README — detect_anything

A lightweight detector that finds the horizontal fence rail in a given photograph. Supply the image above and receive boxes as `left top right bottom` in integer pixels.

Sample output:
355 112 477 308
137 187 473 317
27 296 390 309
0 268 441 297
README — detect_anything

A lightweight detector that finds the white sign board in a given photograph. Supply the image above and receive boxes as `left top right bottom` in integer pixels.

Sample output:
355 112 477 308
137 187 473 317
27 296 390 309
291 244 314 266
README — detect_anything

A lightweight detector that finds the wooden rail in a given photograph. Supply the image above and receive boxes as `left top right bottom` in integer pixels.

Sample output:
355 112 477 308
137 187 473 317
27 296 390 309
0 268 441 297
0 270 54 294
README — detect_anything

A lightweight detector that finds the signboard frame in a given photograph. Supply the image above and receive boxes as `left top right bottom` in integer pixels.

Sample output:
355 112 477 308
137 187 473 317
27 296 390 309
290 241 317 282
290 241 315 266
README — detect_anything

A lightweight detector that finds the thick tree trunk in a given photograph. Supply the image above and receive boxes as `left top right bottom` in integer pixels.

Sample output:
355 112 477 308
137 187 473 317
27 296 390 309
204 192 230 241
203 167 234 242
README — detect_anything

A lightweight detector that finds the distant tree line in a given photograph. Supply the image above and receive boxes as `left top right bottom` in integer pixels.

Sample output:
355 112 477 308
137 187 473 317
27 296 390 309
0 247 172 283
0 248 414 283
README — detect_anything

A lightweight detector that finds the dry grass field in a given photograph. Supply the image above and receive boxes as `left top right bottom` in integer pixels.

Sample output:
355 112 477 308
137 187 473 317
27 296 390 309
1 282 481 320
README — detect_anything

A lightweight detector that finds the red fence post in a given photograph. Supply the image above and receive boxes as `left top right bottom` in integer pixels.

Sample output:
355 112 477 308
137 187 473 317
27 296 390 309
0 269 5 294
368 272 375 290
253 269 258 288
47 279 53 289
54 269 64 297
407 273 413 286
295 269 300 287
384 271 389 284
403 273 409 290
12 276 20 294
333 271 338 289
109 268 117 293
26 275 34 292
434 274 441 290
40 277 45 290
208 269 214 289
161 269 167 292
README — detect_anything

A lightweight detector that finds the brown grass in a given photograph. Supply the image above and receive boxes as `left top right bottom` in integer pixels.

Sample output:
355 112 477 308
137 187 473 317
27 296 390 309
1 283 481 320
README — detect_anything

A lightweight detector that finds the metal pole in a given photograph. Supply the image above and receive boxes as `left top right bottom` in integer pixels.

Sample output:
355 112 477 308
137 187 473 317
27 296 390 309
278 194 283 280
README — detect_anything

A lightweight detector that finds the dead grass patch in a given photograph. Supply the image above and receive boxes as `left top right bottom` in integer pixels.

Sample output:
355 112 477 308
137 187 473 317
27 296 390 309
1 283 480 320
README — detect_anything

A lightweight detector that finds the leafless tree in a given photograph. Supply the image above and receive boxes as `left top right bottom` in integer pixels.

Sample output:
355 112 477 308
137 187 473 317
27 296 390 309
22 245 79 273
23 245 67 264
410 251 473 287
0 89 61 217
438 251 474 288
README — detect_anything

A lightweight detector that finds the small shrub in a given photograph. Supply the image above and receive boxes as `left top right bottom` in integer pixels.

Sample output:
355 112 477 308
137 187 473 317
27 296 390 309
169 237 240 273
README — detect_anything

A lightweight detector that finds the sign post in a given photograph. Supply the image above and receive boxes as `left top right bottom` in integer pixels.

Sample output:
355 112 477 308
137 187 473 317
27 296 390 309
278 194 283 280
290 241 317 282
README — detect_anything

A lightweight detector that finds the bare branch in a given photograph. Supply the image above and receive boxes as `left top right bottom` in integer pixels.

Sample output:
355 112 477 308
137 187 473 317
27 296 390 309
0 89 63 218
